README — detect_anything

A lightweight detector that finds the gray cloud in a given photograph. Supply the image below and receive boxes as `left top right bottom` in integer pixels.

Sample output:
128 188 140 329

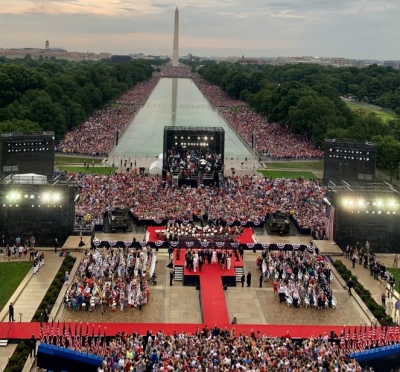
0 0 398 59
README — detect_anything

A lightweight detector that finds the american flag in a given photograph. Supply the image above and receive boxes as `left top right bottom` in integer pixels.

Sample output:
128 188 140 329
95 327 101 354
68 324 73 349
378 327 385 347
395 325 399 343
50 321 54 345
340 330 346 350
367 325 372 348
346 329 351 352
357 327 364 351
39 322 44 343
85 325 89 353
385 326 390 346
46 322 49 344
78 323 82 353
352 328 357 352
389 326 394 344
91 327 96 353
373 324 377 347
101 330 107 357
62 322 67 348
56 321 60 347
73 324 79 351
325 205 335 240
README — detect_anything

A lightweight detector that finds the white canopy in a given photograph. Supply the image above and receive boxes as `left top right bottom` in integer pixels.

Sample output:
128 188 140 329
11 173 47 184
149 161 162 175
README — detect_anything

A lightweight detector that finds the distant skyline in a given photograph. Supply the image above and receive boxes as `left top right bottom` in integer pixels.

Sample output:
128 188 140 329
0 0 399 60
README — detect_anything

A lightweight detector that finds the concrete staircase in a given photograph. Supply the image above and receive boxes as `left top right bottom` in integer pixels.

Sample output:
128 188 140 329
235 266 244 282
174 265 184 281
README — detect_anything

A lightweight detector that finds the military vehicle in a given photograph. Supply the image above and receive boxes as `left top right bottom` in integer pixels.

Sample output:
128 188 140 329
270 210 290 233
108 207 130 233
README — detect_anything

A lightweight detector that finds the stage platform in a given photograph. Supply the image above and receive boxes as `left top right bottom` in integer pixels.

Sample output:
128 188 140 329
173 249 244 324
313 240 343 256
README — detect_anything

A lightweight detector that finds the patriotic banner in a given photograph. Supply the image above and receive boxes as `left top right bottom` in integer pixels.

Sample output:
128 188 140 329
277 243 285 250
140 241 147 247
215 242 225 248
92 238 101 248
170 241 179 247
108 240 117 248
292 244 300 250
155 241 164 247
185 241 194 248
246 243 255 249
168 220 175 225
261 243 270 249
123 241 132 247
154 219 163 224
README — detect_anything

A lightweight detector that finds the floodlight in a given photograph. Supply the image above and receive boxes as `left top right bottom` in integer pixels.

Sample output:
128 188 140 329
376 200 383 207
358 199 364 206
42 193 50 201
53 193 61 202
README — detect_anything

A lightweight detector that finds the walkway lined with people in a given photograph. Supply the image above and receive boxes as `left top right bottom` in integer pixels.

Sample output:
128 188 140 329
56 77 160 156
193 76 324 160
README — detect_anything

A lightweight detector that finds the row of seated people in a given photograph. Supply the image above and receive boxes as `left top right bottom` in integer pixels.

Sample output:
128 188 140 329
65 247 153 312
157 222 244 241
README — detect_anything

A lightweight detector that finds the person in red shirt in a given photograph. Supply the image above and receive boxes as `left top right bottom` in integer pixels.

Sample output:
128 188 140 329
273 280 278 296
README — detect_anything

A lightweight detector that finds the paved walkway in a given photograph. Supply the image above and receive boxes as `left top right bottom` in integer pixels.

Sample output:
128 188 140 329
0 251 64 372
338 254 399 322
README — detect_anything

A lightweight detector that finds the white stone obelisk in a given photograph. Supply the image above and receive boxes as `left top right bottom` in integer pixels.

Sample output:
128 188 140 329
172 7 179 67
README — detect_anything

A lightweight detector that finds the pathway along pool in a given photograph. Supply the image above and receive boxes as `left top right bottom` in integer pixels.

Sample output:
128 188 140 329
112 78 255 161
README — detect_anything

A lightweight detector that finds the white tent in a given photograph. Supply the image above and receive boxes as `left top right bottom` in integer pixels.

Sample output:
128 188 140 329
149 161 162 175
11 173 47 184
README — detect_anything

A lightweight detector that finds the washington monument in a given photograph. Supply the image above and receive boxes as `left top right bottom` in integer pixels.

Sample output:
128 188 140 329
172 7 179 67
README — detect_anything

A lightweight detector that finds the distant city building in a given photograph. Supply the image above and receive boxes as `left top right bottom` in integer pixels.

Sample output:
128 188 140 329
45 40 49 50
237 56 266 65
0 47 112 62
383 60 400 70
110 55 132 64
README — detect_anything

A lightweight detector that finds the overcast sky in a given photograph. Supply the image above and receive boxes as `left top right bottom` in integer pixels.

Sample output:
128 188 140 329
0 0 398 59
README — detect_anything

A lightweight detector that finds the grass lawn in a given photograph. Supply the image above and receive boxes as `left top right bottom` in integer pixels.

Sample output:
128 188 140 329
57 166 115 175
345 101 398 122
263 161 324 170
0 262 32 311
55 155 102 165
258 170 318 179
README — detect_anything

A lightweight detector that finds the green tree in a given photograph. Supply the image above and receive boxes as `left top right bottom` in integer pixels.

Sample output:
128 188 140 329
372 135 400 182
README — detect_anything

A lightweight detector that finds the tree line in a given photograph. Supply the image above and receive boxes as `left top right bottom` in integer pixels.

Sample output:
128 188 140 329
0 57 154 139
198 63 400 180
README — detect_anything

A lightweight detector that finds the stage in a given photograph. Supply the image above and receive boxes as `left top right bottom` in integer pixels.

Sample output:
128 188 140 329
173 249 244 325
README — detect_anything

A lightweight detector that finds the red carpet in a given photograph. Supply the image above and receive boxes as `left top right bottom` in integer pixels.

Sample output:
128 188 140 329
199 264 230 325
238 228 255 244
0 322 360 340
147 226 254 244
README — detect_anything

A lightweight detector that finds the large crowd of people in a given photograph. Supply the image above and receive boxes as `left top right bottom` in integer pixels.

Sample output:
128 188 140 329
56 77 160 156
193 77 324 160
257 249 336 310
98 329 363 371
72 173 327 232
160 65 192 78
65 247 153 313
